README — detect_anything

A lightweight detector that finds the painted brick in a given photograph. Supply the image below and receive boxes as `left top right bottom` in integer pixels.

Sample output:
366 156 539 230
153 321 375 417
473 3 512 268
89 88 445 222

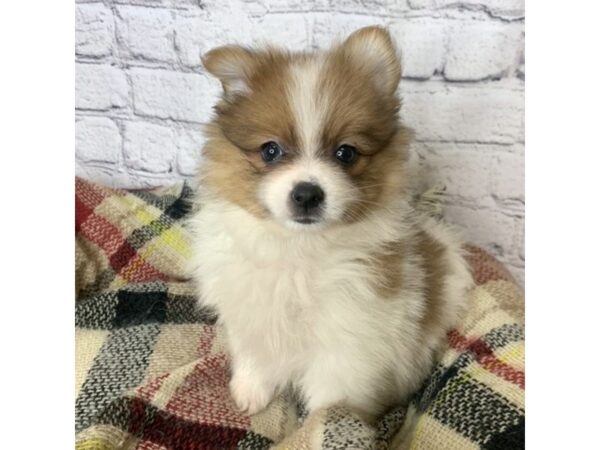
259 0 330 13
176 8 309 68
175 9 255 68
408 0 524 18
514 216 525 262
445 204 520 262
175 13 215 69
75 3 114 57
123 121 176 173
75 63 129 110
444 22 523 81
76 117 122 164
112 0 199 7
312 13 388 49
252 14 311 51
492 150 524 202
176 128 205 176
389 18 447 79
413 142 524 204
116 6 176 62
325 0 410 15
402 79 524 144
129 68 220 122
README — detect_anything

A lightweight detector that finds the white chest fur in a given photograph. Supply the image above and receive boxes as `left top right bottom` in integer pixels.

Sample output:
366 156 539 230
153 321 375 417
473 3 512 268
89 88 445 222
188 199 440 415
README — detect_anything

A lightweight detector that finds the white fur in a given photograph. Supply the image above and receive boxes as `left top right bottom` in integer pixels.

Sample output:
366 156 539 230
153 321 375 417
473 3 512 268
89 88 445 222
258 155 357 228
188 193 473 417
287 57 326 156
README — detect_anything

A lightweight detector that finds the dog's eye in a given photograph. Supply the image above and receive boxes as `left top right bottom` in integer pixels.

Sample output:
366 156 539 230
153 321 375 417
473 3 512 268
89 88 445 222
335 145 357 164
261 142 283 163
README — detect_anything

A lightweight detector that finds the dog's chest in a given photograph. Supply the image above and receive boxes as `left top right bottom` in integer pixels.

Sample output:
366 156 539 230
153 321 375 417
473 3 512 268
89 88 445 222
193 225 377 345
201 237 358 307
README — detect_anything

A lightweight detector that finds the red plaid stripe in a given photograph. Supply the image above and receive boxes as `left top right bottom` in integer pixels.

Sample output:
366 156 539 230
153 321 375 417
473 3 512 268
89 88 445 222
165 354 250 429
447 329 525 390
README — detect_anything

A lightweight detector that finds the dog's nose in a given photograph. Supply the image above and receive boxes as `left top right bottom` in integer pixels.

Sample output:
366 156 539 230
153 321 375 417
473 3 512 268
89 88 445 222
291 182 325 211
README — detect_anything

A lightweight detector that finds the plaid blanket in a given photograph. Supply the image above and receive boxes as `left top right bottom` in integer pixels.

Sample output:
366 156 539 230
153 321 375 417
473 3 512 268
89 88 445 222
75 177 525 450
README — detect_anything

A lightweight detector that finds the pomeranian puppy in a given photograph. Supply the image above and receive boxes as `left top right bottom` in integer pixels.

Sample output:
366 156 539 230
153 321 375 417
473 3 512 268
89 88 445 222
189 26 473 419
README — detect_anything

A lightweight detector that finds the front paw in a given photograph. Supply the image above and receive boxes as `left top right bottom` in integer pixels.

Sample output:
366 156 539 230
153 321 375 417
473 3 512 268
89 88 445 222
229 373 275 415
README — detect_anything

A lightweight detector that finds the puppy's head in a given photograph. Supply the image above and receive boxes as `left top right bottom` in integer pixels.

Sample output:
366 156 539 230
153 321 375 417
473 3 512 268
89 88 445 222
200 26 411 229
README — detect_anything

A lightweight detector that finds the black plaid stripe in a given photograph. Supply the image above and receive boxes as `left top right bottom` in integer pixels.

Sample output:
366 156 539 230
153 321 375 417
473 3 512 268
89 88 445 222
483 415 525 450
131 190 179 210
428 374 523 446
114 289 168 327
414 323 524 411
77 268 117 301
322 407 376 450
132 183 193 219
165 184 193 219
166 291 217 324
77 184 194 300
125 206 185 252
412 326 525 448
412 336 486 413
93 396 131 431
412 362 461 413
481 323 524 350
76 187 191 299
235 432 274 449
376 405 407 445
75 292 119 328
106 184 192 286
75 324 161 432
131 183 192 215
76 283 216 329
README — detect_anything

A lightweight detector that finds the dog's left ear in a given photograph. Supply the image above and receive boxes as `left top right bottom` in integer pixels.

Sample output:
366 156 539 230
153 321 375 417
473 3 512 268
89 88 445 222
202 45 256 99
340 26 401 96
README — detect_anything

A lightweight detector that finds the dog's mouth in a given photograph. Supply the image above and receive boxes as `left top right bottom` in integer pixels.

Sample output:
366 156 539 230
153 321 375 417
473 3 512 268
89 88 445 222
292 216 321 225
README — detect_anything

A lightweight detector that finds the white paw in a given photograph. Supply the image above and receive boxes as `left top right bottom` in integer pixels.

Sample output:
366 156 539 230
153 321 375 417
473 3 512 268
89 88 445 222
229 374 274 415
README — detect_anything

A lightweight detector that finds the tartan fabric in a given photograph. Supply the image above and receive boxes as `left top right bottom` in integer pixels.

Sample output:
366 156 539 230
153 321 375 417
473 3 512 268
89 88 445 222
75 177 525 450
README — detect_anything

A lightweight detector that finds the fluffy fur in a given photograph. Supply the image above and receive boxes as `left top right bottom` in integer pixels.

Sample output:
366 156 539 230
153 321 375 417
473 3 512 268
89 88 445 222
188 26 474 419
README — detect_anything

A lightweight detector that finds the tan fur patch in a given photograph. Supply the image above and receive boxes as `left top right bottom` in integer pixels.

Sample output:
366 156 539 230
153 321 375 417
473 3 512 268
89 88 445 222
213 49 301 154
371 240 407 299
371 230 448 336
342 128 412 223
200 126 270 218
416 231 448 334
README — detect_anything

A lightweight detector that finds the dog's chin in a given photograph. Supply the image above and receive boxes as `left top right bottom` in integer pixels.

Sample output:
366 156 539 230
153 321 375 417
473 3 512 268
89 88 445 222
263 204 340 231
283 215 327 231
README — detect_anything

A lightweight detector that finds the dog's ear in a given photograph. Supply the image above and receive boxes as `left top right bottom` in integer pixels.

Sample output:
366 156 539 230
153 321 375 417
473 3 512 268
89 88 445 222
202 45 256 99
339 26 401 95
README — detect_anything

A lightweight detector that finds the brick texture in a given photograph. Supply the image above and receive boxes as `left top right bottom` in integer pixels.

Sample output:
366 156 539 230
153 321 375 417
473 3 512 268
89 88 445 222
74 0 525 284
76 3 114 57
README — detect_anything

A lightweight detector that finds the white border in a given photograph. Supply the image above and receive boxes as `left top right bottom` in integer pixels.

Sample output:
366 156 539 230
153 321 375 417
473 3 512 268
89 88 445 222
2 1 600 447
527 1 600 447
0 2 73 448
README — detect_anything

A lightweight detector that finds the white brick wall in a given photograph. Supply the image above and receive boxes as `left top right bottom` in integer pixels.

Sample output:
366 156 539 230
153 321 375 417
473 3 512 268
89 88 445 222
75 0 525 285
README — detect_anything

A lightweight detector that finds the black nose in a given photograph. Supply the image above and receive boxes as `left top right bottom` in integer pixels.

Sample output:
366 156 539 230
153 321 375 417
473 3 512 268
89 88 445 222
290 182 325 211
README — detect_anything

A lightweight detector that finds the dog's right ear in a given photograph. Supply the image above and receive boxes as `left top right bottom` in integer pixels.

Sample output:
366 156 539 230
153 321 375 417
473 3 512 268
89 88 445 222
339 26 401 96
202 46 256 99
